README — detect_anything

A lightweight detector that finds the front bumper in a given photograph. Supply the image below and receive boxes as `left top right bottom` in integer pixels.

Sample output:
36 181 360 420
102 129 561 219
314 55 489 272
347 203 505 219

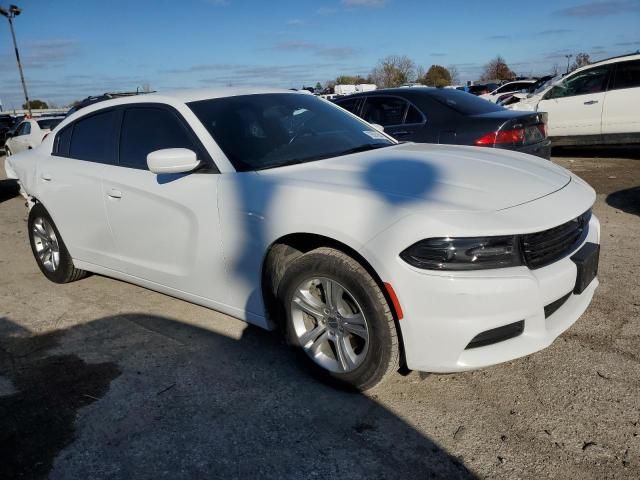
360 183 599 373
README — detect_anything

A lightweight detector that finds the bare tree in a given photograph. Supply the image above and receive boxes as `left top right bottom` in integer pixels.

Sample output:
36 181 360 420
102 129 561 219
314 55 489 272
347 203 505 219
480 56 515 81
550 63 560 76
370 55 416 88
140 82 153 93
570 53 591 72
447 65 461 85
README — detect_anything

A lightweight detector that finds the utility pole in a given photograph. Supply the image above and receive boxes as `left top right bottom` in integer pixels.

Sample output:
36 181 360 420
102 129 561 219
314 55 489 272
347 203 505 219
0 4 32 117
564 54 573 75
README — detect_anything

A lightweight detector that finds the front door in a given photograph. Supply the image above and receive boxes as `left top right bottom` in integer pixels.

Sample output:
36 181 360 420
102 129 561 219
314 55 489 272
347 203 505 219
101 105 226 303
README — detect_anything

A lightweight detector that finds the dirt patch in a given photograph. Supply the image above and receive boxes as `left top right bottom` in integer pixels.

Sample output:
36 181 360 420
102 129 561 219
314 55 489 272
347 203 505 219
0 324 121 480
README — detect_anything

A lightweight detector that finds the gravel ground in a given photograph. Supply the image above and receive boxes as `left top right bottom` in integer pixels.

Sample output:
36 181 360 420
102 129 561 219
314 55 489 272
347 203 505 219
1 149 638 479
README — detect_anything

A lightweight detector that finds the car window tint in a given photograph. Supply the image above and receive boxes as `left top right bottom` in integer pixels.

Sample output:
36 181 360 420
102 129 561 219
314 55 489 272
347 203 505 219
335 98 360 113
428 89 504 115
612 60 640 90
551 66 609 98
54 126 73 156
17 122 30 135
119 107 201 169
361 97 408 126
37 118 62 130
69 110 118 164
405 105 424 124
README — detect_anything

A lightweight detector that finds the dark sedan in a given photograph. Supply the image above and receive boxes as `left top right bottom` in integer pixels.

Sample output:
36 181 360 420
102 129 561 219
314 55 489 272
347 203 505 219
333 87 551 159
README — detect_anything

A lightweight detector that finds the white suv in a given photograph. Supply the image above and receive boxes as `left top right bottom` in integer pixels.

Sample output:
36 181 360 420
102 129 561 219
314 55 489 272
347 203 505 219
511 53 640 146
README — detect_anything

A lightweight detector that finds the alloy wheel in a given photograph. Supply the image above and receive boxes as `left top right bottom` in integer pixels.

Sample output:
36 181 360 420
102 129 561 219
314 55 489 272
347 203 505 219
290 277 370 373
32 217 60 272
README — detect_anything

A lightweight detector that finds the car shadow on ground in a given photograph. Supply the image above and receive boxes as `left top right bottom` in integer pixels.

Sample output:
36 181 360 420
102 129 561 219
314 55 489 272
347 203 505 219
0 179 20 204
0 314 475 480
606 186 640 216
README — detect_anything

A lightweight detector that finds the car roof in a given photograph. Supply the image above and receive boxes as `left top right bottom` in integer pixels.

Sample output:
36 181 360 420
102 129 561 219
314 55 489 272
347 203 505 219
574 52 640 72
129 87 299 104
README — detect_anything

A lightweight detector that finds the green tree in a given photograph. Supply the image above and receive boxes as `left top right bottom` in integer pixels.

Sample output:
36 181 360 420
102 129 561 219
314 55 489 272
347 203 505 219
421 65 452 87
315 82 323 91
480 56 515 81
23 99 48 110
335 74 368 85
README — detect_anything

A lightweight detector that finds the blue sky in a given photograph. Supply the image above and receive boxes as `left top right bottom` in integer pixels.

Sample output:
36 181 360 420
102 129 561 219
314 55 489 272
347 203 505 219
1 0 639 108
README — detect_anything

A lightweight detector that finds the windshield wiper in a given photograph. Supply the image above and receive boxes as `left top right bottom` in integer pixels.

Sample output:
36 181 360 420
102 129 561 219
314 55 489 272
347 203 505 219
253 143 394 171
335 143 393 157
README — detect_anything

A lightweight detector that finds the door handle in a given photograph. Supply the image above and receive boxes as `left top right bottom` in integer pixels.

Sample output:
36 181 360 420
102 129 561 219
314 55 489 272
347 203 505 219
107 189 122 199
393 130 411 136
584 100 599 105
41 173 52 181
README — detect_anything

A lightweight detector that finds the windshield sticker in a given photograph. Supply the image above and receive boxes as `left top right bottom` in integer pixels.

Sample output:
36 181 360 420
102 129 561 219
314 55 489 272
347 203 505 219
363 130 387 140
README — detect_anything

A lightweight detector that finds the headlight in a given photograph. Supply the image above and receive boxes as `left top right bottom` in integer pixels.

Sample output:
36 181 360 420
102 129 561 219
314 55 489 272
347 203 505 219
400 236 523 271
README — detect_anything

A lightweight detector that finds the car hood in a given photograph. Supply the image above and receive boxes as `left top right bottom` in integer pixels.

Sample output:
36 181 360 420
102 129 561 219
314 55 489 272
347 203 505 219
256 143 570 212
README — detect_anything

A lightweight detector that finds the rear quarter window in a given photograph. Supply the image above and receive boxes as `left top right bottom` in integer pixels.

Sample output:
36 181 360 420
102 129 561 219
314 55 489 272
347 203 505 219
612 59 640 90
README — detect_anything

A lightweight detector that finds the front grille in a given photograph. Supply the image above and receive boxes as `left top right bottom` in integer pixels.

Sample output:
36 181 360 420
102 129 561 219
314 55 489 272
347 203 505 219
521 210 591 269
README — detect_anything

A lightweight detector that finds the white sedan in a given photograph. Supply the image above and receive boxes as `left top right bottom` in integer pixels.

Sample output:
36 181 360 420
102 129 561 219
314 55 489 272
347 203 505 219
6 88 600 389
480 80 536 103
4 116 64 156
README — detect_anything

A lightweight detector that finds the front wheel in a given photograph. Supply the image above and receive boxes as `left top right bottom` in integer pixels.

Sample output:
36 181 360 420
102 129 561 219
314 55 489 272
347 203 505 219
278 247 399 390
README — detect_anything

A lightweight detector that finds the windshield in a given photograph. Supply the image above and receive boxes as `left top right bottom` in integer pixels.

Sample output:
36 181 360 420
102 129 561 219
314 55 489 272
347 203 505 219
188 93 395 171
37 118 63 130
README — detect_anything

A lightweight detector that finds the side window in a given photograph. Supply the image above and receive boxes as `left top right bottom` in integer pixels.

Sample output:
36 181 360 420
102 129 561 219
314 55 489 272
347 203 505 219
405 105 424 124
611 60 640 91
54 125 73 156
119 107 203 170
549 66 610 99
69 110 119 164
335 98 361 114
16 122 30 136
361 96 408 126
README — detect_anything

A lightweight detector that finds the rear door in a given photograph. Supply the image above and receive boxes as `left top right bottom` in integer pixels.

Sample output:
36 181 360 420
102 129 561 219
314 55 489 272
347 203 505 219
100 104 226 301
536 64 611 139
360 95 426 141
36 109 119 266
602 59 640 137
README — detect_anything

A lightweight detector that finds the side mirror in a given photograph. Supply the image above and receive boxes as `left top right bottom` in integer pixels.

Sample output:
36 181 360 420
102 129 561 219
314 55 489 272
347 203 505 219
371 123 385 133
147 148 201 174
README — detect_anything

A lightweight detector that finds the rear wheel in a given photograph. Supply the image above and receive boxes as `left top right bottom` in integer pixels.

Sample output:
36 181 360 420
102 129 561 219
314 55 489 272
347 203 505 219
28 204 87 283
278 247 399 390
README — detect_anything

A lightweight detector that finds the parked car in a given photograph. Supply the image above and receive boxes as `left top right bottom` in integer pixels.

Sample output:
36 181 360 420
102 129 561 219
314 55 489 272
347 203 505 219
4 117 64 156
7 88 600 390
499 75 558 108
467 83 500 96
0 114 17 149
480 79 537 103
509 53 640 146
333 87 551 159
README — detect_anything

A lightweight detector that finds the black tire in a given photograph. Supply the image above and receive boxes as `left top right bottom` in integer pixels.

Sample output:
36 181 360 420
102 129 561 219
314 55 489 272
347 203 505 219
277 247 399 390
28 203 87 283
